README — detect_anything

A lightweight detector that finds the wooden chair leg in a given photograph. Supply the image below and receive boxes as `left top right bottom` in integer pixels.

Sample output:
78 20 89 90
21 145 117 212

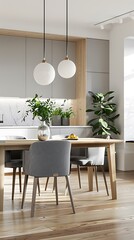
21 175 29 209
71 163 81 189
77 165 81 189
45 177 49 191
94 166 99 192
65 175 70 196
37 178 40 196
65 175 75 214
12 168 17 200
101 166 109 196
52 178 56 192
45 177 56 193
31 177 38 217
18 167 22 193
54 177 58 205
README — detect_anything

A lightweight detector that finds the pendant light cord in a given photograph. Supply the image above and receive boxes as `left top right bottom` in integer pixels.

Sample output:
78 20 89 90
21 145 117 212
43 0 46 62
66 0 68 58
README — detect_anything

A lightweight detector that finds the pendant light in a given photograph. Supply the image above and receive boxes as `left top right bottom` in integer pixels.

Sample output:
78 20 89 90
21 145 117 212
33 0 55 85
58 0 76 79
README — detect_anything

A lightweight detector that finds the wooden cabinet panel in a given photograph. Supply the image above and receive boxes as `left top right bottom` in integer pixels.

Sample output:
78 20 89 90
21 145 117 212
0 35 25 97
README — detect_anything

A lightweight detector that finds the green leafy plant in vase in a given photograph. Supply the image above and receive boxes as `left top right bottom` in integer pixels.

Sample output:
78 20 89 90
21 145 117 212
52 107 63 126
61 107 74 126
20 94 55 140
86 91 120 138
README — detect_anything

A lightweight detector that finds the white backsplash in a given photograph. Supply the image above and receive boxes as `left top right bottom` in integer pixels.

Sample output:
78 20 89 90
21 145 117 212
0 98 72 126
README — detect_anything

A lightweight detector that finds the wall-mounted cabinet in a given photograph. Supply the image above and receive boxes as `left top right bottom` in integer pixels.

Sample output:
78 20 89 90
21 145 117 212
25 38 52 98
0 35 25 97
87 38 109 73
84 38 109 126
86 38 109 109
52 40 76 99
0 35 76 99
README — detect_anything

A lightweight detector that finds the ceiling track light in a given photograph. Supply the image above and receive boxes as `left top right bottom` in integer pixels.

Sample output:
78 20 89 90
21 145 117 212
118 18 123 24
58 0 76 79
100 24 104 30
33 0 55 85
95 9 134 29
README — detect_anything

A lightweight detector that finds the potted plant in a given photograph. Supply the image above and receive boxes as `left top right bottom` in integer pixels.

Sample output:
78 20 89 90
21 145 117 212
86 91 120 138
20 94 54 140
52 107 63 126
61 107 74 126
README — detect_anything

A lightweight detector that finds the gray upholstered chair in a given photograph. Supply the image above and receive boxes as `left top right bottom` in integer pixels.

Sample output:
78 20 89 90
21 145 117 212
71 147 109 195
5 136 26 200
21 140 75 217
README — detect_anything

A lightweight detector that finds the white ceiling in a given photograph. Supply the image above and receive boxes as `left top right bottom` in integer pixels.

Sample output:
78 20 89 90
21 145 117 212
0 0 134 37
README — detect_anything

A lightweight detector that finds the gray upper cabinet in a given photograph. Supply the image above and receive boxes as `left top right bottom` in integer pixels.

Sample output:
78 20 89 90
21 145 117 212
86 38 109 126
25 38 52 98
0 35 25 97
51 40 76 99
87 38 109 73
0 35 76 99
86 38 109 95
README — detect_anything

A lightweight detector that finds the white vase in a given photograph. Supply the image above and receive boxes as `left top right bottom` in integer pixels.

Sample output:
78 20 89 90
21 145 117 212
37 121 50 141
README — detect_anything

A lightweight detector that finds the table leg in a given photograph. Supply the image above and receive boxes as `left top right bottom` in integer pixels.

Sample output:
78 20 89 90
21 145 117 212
107 143 117 200
0 147 5 211
87 166 93 191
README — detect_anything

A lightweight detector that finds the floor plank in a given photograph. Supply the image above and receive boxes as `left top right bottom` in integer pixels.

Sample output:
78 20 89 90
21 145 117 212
0 170 134 240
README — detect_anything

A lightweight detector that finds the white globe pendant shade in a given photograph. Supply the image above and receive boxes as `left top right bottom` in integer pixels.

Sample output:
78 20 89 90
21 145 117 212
58 58 76 78
33 61 55 85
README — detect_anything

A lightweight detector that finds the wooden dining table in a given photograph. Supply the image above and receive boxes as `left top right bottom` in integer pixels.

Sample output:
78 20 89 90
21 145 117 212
0 138 123 211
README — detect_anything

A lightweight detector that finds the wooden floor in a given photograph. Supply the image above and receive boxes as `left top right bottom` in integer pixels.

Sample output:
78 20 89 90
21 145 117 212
0 170 134 240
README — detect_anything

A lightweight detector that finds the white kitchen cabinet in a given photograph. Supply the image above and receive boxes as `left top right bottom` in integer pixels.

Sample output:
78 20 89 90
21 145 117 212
51 40 76 99
0 35 25 97
25 38 52 98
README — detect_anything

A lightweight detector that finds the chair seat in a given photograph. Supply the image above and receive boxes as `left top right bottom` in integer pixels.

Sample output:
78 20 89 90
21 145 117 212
71 158 92 166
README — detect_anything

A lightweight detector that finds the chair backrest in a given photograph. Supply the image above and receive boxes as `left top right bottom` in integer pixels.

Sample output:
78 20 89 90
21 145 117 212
24 140 71 177
71 147 88 158
87 147 105 165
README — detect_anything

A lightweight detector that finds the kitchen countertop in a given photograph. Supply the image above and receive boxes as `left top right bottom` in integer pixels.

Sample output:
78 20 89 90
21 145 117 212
0 125 91 129
0 126 92 140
